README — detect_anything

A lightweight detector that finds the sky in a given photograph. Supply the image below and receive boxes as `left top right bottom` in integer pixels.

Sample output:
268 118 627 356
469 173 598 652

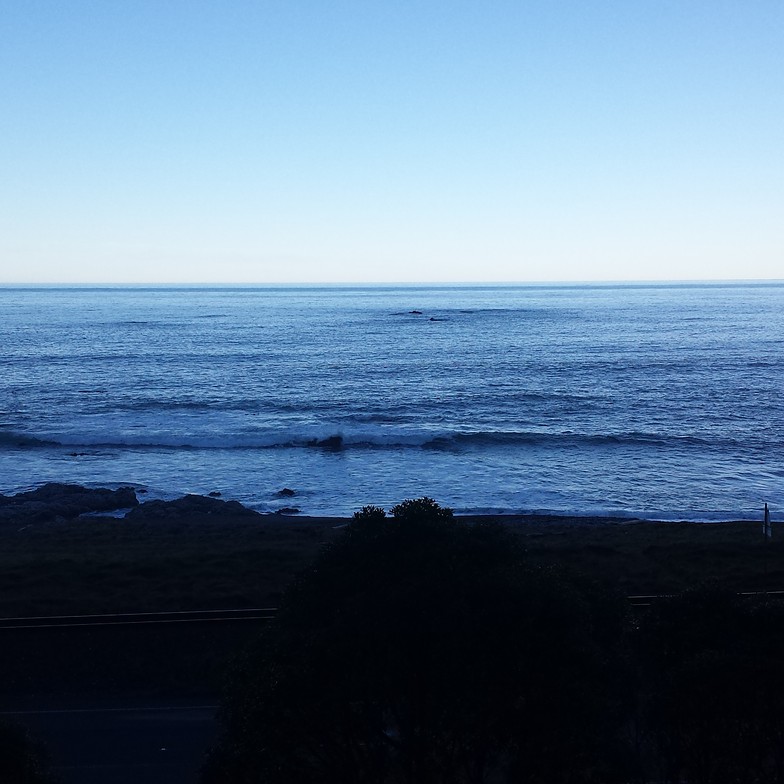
1 1 782 284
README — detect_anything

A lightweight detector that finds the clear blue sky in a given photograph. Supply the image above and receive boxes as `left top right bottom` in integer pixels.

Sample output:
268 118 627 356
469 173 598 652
1 1 782 283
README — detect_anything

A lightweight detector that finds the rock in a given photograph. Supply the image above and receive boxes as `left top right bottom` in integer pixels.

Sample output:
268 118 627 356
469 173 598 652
275 488 296 497
125 494 261 522
0 483 138 525
208 491 222 497
276 507 301 515
409 310 423 315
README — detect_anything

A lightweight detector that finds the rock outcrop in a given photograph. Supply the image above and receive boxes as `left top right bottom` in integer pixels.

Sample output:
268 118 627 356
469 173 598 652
124 494 261 522
0 483 139 524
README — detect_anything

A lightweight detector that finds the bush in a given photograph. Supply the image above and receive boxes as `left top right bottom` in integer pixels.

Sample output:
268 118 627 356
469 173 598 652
0 721 55 784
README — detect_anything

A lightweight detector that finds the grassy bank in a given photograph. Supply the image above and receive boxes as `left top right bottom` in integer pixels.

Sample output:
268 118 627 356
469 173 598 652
2 513 781 618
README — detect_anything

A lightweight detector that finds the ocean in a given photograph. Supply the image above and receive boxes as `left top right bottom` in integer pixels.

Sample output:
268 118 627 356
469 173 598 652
1 283 782 521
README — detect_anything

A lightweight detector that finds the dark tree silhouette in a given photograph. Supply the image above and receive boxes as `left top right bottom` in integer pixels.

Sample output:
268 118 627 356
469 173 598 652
203 499 632 784
639 589 784 784
0 722 55 784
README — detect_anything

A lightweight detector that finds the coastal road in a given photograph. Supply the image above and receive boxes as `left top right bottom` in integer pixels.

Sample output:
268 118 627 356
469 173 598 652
1 701 218 784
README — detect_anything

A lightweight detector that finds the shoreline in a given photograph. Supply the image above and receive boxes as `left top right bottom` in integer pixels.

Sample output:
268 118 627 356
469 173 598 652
282 512 763 527
0 481 766 527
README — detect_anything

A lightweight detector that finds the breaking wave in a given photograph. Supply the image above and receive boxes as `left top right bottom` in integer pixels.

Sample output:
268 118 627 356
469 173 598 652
0 427 740 452
0 430 56 448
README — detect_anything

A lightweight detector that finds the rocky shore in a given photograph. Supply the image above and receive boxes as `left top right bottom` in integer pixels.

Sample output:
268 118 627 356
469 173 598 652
0 483 139 524
0 483 276 526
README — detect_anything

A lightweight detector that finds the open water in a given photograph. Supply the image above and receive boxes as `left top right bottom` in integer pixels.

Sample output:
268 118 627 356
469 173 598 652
1 284 782 520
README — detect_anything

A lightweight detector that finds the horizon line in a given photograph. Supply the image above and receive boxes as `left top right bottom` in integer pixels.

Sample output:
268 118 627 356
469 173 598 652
1 278 783 289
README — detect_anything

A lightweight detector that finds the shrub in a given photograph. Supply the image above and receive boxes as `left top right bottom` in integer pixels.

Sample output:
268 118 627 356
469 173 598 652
0 722 55 784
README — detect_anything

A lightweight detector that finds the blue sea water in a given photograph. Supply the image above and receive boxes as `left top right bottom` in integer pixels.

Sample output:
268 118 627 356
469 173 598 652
1 283 782 520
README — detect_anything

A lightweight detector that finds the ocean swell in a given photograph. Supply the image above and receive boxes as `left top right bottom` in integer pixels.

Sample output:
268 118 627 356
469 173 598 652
0 430 56 448
0 427 737 452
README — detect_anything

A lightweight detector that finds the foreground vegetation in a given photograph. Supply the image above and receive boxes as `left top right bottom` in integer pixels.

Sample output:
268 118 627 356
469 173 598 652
203 500 784 784
2 495 783 782
0 721 55 784
0 501 780 700
0 508 780 621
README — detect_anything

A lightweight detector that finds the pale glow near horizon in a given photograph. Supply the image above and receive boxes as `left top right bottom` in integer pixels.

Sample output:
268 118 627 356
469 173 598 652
1 2 782 284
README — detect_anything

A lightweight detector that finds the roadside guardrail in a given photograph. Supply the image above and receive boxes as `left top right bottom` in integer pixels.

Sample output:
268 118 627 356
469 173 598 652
0 607 278 630
4 591 784 627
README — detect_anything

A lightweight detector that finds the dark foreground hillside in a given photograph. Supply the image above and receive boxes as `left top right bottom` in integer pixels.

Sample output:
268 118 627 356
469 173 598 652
1 489 783 782
203 500 784 784
1 493 781 697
